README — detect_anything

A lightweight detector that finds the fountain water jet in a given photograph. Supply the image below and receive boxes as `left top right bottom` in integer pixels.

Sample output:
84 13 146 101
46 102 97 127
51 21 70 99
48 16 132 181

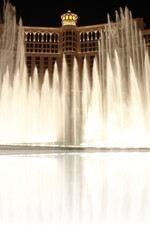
0 3 150 147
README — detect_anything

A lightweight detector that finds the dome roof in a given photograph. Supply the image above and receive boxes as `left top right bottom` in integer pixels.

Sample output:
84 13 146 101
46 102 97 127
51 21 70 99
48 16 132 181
61 10 78 26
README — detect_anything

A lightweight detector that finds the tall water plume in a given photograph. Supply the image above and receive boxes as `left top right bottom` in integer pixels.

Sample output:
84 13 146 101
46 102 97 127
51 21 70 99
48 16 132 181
84 8 150 147
0 2 150 147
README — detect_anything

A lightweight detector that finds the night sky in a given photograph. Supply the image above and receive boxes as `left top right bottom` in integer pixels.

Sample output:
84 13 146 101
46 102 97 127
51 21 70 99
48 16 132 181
0 0 149 29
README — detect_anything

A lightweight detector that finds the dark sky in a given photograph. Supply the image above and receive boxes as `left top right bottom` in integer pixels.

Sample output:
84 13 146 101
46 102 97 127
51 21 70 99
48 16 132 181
0 0 150 29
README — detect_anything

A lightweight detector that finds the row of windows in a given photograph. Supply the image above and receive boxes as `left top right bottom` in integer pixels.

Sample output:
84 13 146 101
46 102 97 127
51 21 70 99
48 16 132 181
24 32 150 56
25 32 59 43
25 43 58 53
63 47 76 51
63 42 77 47
25 31 100 43
25 31 102 44
27 56 57 63
80 31 102 42
63 31 76 36
26 56 57 75
25 41 97 53
26 55 95 69
25 30 150 44
25 31 78 43
63 36 76 41
81 42 97 52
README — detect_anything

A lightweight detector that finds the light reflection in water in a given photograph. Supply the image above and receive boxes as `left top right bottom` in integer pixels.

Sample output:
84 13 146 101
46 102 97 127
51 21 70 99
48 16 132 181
0 151 150 225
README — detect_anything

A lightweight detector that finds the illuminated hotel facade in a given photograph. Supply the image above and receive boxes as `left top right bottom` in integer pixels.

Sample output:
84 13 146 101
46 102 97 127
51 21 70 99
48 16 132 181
23 11 150 79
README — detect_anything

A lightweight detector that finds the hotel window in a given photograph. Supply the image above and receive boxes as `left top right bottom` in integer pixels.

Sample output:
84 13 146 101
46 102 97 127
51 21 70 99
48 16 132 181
35 33 42 42
44 57 49 71
43 33 51 42
26 56 32 75
51 44 58 53
51 33 59 43
26 43 33 52
26 33 34 42
81 43 88 52
89 42 97 52
52 57 57 74
90 55 95 75
65 55 73 74
96 31 101 40
35 57 41 74
35 44 42 52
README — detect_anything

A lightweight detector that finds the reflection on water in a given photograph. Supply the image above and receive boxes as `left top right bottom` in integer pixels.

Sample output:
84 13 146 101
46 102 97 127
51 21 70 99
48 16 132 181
0 149 150 225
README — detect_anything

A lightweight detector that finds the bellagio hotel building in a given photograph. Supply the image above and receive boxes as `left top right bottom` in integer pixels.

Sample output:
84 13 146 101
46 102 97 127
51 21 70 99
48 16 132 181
23 10 150 80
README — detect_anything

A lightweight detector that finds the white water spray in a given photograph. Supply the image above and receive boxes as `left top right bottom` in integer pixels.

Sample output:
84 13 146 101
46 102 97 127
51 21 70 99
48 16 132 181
0 3 150 147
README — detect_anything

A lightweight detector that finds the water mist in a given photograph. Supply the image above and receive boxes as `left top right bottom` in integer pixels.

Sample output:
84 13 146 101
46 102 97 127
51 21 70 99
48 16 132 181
0 3 150 147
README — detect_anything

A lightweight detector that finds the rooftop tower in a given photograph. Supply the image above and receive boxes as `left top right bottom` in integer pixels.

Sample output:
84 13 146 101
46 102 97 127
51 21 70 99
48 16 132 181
61 10 78 26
